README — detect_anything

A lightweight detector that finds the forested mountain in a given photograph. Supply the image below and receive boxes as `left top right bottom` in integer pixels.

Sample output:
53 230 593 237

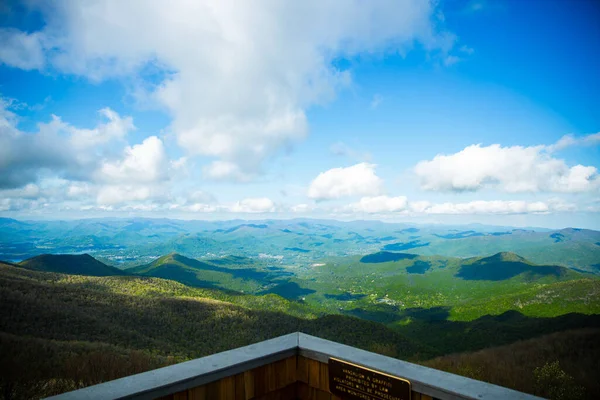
424 328 600 400
1 219 600 399
1 258 600 399
0 263 423 399
19 254 127 277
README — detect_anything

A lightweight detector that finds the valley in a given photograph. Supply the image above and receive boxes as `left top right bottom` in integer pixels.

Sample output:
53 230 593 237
1 217 599 399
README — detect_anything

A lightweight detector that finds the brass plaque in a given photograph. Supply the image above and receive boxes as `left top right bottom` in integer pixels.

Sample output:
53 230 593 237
328 357 411 400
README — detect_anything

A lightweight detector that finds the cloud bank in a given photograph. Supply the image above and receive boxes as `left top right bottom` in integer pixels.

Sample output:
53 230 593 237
0 0 457 180
414 137 600 193
308 163 384 200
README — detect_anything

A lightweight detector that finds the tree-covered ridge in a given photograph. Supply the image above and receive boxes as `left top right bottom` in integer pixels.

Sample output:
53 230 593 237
0 263 424 359
2 246 600 399
292 251 598 322
125 252 289 294
2 260 600 399
0 262 428 398
423 328 600 400
12 250 599 324
19 254 127 276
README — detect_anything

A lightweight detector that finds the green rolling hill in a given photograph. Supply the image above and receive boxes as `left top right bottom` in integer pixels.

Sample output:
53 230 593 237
126 253 291 293
13 251 597 326
0 262 425 399
19 254 127 277
1 259 599 399
290 251 598 322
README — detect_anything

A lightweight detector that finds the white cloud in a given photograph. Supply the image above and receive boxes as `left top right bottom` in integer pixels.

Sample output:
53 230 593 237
182 203 218 213
0 184 41 199
308 163 384 200
349 196 408 213
98 136 169 184
0 29 45 70
411 200 551 215
331 198 577 216
545 132 600 153
289 203 313 213
93 136 189 206
69 108 134 149
203 160 254 182
14 0 458 179
414 143 599 193
546 197 577 212
229 197 276 213
66 182 94 198
96 185 154 205
0 99 136 188
188 190 216 204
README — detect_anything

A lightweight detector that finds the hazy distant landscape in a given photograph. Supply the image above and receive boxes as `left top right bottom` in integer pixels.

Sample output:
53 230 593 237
1 217 599 399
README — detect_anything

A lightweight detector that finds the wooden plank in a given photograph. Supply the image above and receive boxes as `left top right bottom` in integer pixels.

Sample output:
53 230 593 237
219 376 235 400
420 395 433 400
307 359 321 389
282 382 297 400
274 358 288 390
318 361 329 392
253 383 297 400
306 385 332 400
286 356 297 385
265 361 276 393
173 391 188 400
297 355 309 384
234 373 245 400
243 370 255 400
253 365 267 397
188 385 207 400
297 381 310 400
206 380 220 400
316 388 331 400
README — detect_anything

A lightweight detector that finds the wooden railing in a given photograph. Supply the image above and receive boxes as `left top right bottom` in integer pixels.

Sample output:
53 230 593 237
46 333 544 400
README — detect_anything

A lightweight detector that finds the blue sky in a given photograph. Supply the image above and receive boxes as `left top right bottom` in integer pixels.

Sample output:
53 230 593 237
0 0 599 228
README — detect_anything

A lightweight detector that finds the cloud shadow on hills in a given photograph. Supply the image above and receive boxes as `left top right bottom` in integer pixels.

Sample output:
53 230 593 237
345 306 451 324
360 252 418 263
382 240 430 251
434 231 485 239
266 266 294 277
406 261 432 274
135 265 241 293
284 247 310 253
398 310 600 356
259 281 316 300
456 261 566 281
342 304 600 357
324 292 367 301
208 255 250 265
168 254 290 282
396 228 420 234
